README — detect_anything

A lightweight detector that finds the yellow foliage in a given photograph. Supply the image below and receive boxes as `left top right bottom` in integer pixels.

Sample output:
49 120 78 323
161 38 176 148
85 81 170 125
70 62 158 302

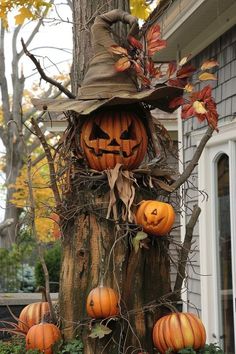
11 158 58 242
0 0 51 27
130 0 150 20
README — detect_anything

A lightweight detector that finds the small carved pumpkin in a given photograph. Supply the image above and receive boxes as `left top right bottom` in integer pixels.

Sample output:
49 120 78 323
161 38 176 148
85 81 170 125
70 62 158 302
86 286 120 318
26 323 61 354
80 109 148 171
18 301 50 333
153 312 206 353
135 200 175 236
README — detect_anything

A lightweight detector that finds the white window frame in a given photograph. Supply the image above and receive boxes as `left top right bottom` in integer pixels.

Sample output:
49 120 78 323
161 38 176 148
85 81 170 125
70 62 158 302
197 120 236 349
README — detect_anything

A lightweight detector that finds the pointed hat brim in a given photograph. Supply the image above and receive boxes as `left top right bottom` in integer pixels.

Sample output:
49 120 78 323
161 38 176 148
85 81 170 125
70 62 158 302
32 85 182 116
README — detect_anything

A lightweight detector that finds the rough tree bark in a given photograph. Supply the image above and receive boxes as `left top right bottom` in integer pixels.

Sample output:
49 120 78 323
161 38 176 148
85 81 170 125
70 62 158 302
59 1 173 353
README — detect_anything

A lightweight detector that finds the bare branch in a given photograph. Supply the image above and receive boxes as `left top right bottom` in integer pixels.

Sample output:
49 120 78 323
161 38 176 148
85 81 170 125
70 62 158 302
171 126 214 190
21 38 75 99
0 23 11 124
18 1 55 59
30 118 62 207
174 205 201 294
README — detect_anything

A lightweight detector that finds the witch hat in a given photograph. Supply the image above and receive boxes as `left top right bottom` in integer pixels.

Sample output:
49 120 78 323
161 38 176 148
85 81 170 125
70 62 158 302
32 9 182 116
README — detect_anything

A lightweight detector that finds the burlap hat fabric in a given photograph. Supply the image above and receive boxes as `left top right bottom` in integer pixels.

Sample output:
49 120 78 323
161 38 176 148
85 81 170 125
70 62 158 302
32 9 182 116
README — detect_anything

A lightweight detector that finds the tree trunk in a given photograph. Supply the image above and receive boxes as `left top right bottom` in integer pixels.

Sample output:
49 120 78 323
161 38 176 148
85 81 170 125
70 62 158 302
60 1 172 353
71 0 130 95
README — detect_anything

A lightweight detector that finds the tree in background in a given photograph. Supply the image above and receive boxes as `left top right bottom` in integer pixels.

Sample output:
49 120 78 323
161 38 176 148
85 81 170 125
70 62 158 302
0 0 72 247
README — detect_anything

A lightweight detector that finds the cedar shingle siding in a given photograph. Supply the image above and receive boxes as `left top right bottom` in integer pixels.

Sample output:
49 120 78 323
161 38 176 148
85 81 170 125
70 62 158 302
182 25 236 314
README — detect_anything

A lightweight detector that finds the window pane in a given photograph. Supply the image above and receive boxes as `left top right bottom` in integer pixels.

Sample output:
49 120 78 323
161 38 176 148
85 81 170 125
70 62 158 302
217 153 235 354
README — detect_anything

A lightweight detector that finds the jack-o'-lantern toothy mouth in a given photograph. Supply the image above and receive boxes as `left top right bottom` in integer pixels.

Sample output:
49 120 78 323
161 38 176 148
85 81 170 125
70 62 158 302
83 140 142 158
143 212 165 225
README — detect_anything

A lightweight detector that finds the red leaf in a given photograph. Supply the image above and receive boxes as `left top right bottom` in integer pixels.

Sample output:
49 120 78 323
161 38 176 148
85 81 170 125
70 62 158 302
137 72 151 87
169 96 185 109
167 61 177 77
115 57 131 72
128 35 143 50
146 24 160 42
148 39 167 56
146 59 162 78
132 60 143 74
168 78 186 88
177 64 196 78
182 104 195 119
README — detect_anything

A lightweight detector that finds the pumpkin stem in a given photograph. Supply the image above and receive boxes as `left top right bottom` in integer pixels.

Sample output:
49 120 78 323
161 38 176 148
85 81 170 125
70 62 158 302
36 285 47 302
163 301 179 313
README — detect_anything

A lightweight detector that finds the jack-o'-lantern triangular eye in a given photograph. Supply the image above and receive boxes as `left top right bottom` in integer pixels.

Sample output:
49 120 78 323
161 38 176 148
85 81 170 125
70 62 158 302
151 209 157 215
89 123 110 140
120 121 136 140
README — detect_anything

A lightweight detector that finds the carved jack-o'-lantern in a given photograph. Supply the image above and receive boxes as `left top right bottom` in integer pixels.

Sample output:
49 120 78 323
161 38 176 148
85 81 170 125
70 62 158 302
136 200 175 236
80 109 148 171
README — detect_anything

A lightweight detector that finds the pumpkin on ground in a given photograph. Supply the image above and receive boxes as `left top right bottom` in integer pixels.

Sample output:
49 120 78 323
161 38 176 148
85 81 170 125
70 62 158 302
153 312 206 353
80 108 148 171
135 200 175 236
18 301 50 333
26 322 61 354
86 286 120 318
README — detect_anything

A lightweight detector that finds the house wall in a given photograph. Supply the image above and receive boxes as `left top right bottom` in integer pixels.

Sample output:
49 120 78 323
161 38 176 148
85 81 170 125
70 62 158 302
182 25 236 314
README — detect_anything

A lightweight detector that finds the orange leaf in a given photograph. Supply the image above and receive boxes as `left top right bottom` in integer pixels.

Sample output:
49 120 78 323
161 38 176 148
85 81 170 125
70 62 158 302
146 24 160 42
148 39 167 56
109 45 128 56
201 59 219 70
199 72 217 81
115 57 131 72
128 35 143 50
184 83 194 92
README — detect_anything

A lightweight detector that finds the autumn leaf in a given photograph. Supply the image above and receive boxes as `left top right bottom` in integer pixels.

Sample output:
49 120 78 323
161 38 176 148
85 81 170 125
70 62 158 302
193 101 207 114
167 61 177 78
179 54 191 66
115 57 131 72
167 78 186 88
109 45 128 56
137 72 151 87
14 7 34 24
89 324 112 339
128 35 143 50
169 96 185 109
146 24 161 42
148 39 167 57
199 72 217 81
176 64 196 79
184 83 194 93
201 59 219 70
146 59 162 79
132 231 148 253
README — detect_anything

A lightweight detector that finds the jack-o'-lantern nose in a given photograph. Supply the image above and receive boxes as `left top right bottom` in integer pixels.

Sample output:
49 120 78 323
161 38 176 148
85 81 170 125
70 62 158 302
108 138 120 146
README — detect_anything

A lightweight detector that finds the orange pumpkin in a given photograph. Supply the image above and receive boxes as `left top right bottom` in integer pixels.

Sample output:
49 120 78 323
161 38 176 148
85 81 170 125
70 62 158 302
136 200 175 236
80 109 148 171
18 302 50 333
86 286 120 318
153 312 206 353
26 322 61 354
